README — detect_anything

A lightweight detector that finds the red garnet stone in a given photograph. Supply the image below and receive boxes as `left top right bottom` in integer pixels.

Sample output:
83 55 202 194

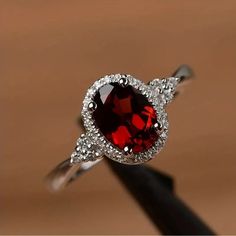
93 82 159 154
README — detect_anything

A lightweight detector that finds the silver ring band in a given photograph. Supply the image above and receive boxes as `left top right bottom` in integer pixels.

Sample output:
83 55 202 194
46 159 102 191
46 65 193 192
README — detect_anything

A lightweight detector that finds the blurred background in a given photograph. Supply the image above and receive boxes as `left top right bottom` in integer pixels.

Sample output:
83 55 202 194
1 0 236 234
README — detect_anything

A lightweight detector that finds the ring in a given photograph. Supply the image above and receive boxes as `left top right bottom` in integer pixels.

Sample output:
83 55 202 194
46 65 193 191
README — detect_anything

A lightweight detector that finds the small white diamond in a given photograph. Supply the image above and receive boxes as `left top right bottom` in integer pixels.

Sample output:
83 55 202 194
71 134 103 163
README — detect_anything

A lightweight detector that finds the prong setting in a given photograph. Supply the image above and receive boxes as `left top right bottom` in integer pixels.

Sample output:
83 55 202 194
118 77 129 87
154 121 163 133
123 146 133 157
88 101 97 112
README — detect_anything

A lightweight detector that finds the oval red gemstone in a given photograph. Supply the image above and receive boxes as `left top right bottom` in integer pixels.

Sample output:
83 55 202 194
93 82 159 154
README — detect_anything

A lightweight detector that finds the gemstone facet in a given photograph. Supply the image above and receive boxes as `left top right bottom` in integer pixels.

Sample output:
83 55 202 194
93 82 159 154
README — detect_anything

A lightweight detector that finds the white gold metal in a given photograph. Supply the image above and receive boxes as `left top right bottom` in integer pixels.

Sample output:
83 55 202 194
46 65 193 191
88 101 97 111
118 77 129 87
46 158 102 192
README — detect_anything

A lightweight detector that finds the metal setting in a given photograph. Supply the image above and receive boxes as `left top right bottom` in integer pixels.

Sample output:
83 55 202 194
154 121 163 133
81 73 169 165
118 77 129 87
123 146 133 157
46 65 193 191
87 101 97 111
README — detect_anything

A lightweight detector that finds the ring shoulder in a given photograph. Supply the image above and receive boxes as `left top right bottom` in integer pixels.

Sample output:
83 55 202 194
70 133 103 164
148 77 179 106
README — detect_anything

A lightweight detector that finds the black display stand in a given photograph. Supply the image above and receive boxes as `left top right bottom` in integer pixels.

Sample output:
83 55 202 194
107 159 216 235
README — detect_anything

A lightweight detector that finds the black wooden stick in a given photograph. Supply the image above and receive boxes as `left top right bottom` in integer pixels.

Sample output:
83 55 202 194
107 159 216 235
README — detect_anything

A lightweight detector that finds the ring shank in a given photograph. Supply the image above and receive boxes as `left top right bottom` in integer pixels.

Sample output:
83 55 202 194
172 64 194 82
46 158 102 191
46 65 193 192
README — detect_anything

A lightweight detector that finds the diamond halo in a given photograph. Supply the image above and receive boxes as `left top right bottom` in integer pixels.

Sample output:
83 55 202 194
70 74 179 165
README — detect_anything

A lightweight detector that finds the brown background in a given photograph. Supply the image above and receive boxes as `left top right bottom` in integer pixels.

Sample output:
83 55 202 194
1 0 236 235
